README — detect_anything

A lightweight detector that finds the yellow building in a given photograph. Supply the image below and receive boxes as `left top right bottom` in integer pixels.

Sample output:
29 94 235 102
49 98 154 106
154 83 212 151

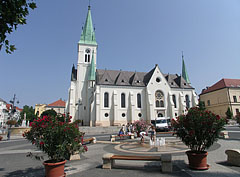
34 104 46 117
199 78 240 118
35 99 66 117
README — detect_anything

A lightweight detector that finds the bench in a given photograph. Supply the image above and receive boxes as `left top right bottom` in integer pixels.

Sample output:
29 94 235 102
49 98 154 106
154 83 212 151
225 149 240 166
102 153 172 172
220 131 229 139
83 137 96 144
110 134 134 142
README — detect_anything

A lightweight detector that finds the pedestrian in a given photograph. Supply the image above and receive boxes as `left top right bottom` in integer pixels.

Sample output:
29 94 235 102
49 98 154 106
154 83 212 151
7 125 11 140
122 124 126 134
126 123 130 135
129 123 133 133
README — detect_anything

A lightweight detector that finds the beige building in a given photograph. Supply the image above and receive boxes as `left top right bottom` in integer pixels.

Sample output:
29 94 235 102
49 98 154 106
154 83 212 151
35 99 66 116
35 104 47 117
199 78 240 118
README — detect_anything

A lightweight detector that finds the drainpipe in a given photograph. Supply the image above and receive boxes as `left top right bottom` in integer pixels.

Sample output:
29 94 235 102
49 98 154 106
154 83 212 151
227 88 233 112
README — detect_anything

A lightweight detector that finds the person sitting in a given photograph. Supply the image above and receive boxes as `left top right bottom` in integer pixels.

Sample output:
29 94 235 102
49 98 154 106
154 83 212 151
118 128 124 139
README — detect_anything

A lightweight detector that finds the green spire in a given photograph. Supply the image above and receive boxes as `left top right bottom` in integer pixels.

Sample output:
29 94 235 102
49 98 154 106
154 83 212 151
88 50 96 81
79 6 97 45
182 52 190 84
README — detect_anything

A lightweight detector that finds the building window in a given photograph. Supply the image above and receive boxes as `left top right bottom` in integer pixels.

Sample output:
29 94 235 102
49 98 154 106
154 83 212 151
104 92 109 108
155 90 164 108
137 93 141 108
104 113 109 117
158 113 163 117
121 93 126 108
236 109 239 114
85 48 91 63
185 95 190 109
172 94 177 108
138 113 142 117
207 100 210 106
122 113 126 117
233 96 237 103
160 100 164 107
156 77 161 83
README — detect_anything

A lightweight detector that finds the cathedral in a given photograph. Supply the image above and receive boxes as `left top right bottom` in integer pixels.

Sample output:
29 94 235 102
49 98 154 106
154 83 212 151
66 6 198 126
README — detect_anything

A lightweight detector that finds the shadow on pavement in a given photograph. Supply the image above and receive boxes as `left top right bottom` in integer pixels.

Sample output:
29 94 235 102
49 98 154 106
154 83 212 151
3 167 44 177
218 161 240 173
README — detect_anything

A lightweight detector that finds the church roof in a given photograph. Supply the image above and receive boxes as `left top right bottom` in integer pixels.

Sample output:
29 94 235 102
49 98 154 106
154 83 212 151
182 54 190 84
96 67 193 89
79 6 97 45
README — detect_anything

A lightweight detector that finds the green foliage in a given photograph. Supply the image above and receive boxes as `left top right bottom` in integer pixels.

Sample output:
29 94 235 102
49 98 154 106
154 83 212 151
40 109 57 118
0 0 37 54
225 107 233 119
198 101 206 111
172 107 226 152
23 114 87 162
20 105 36 123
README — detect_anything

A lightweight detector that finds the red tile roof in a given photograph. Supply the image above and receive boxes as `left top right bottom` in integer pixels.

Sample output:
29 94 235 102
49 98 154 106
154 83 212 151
48 99 66 107
201 78 240 95
6 104 23 112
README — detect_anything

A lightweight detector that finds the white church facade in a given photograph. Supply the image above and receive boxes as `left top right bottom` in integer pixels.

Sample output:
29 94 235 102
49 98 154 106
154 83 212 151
66 6 198 126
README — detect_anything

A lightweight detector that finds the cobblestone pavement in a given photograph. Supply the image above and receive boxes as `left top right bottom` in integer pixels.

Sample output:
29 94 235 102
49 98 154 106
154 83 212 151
0 132 240 177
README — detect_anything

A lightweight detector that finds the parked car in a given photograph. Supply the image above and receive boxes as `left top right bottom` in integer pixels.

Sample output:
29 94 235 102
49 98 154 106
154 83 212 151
155 117 171 132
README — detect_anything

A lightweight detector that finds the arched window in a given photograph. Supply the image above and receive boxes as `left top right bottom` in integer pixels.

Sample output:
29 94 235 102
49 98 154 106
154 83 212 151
155 90 164 108
160 100 164 107
158 113 163 117
104 92 109 108
185 95 190 109
121 93 126 108
137 93 141 108
85 48 91 63
172 95 177 108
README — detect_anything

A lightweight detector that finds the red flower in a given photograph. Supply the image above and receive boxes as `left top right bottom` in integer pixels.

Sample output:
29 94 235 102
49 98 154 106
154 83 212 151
22 133 25 137
32 141 35 145
83 145 88 151
40 141 44 145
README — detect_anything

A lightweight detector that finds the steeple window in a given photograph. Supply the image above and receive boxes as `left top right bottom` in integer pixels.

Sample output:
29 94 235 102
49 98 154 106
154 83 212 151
85 48 91 63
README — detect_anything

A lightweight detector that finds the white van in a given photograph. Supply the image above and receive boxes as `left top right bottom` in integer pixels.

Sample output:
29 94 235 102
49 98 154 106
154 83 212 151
155 117 171 131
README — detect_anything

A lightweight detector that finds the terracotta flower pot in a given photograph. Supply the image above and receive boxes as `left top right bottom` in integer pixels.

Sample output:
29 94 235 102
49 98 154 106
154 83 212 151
43 160 67 177
186 151 209 170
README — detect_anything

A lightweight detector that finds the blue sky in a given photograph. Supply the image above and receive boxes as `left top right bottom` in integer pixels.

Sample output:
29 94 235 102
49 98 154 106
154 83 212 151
0 0 239 108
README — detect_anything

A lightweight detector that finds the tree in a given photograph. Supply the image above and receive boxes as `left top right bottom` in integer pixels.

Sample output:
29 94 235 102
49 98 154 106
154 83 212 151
0 0 37 54
225 107 233 119
198 101 206 111
41 109 57 118
20 105 36 124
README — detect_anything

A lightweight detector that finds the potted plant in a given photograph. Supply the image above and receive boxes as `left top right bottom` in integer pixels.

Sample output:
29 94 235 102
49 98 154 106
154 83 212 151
172 107 226 170
133 119 148 137
23 114 87 177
